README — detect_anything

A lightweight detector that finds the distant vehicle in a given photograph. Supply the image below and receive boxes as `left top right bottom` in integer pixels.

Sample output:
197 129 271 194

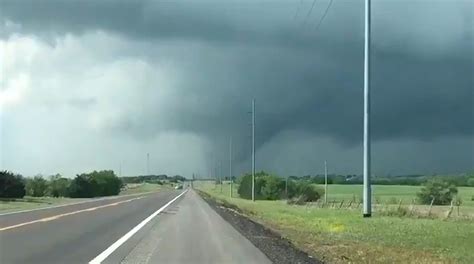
175 185 183 190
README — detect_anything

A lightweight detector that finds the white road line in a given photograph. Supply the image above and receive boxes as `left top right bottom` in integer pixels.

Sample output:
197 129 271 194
0 191 157 216
88 189 188 264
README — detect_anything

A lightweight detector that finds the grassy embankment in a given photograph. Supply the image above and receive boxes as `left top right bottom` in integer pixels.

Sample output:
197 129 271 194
196 182 474 263
0 182 166 213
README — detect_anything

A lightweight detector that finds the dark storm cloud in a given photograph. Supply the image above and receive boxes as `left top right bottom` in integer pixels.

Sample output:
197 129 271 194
2 0 473 158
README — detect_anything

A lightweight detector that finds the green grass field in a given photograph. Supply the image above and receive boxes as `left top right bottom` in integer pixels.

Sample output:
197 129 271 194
196 182 474 263
0 183 165 213
319 184 474 206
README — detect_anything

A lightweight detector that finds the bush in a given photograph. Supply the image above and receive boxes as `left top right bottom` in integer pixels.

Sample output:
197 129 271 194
467 178 474 187
68 170 123 198
417 179 458 205
295 181 324 202
48 174 71 197
261 175 285 200
237 171 284 200
26 175 49 197
0 171 26 198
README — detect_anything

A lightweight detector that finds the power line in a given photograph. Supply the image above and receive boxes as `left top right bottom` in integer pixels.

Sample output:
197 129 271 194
314 0 334 32
302 0 318 27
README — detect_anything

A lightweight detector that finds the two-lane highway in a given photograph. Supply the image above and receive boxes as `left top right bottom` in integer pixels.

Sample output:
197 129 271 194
0 189 272 264
0 190 182 264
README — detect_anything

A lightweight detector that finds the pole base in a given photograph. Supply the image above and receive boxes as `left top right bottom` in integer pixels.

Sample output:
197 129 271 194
363 213 372 218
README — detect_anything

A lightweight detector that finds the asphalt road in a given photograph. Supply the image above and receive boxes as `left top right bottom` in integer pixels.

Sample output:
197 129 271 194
0 189 271 264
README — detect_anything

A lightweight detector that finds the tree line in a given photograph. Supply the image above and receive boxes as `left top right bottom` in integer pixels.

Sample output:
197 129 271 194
0 170 123 199
233 171 465 206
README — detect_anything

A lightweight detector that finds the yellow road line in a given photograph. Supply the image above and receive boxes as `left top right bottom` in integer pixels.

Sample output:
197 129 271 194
0 196 143 232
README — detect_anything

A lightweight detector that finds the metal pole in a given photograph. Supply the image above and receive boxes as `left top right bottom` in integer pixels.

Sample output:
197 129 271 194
230 136 233 198
252 99 256 202
324 160 328 204
363 0 372 218
285 176 288 199
220 161 223 193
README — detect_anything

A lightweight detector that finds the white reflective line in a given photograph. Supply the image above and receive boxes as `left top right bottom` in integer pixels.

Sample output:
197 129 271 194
88 190 188 264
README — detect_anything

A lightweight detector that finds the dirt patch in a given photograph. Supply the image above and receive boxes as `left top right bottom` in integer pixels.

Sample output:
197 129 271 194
197 190 322 264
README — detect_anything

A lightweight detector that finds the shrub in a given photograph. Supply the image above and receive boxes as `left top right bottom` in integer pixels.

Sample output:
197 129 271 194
467 178 474 187
0 171 26 198
417 179 458 205
68 170 123 198
237 171 284 200
48 174 71 197
261 175 285 200
295 181 324 202
26 175 49 197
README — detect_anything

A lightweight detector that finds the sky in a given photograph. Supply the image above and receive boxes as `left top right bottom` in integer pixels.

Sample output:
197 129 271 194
0 0 473 178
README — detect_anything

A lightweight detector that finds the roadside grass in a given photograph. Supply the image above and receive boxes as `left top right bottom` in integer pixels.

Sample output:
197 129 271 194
196 182 474 263
0 196 87 213
0 183 167 213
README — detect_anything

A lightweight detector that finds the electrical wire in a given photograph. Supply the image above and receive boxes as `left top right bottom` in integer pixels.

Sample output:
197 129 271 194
302 0 318 26
314 0 334 32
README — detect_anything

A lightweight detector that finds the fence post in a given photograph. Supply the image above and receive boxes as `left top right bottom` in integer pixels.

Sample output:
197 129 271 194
339 200 344 209
428 197 435 216
409 199 416 216
445 199 455 219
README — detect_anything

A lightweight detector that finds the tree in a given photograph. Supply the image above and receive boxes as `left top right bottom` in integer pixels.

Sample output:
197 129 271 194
417 179 458 205
48 174 71 197
467 178 474 187
68 170 123 198
261 175 284 200
26 175 49 197
0 171 26 198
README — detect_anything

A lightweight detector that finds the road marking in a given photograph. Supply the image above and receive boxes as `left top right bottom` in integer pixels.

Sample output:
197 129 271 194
0 197 143 231
89 190 188 264
0 191 157 216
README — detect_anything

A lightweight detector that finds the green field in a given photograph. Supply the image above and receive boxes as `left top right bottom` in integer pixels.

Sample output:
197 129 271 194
320 184 474 206
0 183 165 213
196 182 474 263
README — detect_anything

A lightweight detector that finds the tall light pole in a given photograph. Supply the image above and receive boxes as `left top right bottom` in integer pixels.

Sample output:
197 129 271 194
324 160 328 204
229 136 233 198
251 99 256 202
363 0 372 218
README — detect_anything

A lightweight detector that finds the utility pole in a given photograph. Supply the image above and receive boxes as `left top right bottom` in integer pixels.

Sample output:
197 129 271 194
119 162 122 177
324 160 328 204
363 0 372 218
220 160 223 193
251 99 256 202
285 176 288 199
146 153 150 175
229 136 233 198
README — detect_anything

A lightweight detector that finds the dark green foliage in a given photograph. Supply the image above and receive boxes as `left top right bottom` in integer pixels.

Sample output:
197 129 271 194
417 179 458 205
237 171 323 202
121 174 168 184
48 174 71 197
467 178 474 187
26 175 49 197
295 181 324 202
0 171 26 198
68 170 123 198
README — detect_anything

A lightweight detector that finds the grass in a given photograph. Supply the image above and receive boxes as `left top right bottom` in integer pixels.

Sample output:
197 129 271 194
0 183 166 213
319 184 474 206
196 182 474 263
